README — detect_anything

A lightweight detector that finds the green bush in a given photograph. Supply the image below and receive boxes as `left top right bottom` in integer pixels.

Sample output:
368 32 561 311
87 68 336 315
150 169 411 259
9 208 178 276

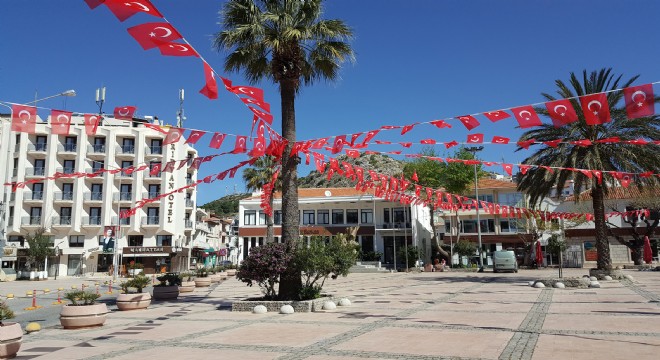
359 251 383 261
156 273 181 287
398 246 420 269
64 290 101 306
299 285 323 300
0 301 15 324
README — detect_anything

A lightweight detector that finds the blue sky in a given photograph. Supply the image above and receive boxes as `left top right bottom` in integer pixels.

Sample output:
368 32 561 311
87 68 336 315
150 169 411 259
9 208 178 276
1 1 659 205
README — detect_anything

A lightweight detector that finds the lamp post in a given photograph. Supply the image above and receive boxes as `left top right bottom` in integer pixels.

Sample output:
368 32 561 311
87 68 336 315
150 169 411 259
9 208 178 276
465 146 484 270
28 89 76 105
53 240 65 280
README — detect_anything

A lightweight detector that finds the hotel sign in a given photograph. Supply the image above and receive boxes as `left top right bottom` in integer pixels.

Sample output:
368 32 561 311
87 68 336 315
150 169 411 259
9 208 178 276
2 247 18 261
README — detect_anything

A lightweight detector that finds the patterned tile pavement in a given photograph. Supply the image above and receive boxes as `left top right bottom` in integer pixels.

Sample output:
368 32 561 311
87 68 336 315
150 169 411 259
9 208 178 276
12 268 660 359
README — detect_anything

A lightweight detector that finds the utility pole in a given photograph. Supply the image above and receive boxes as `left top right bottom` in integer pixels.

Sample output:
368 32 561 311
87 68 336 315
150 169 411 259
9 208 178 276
466 146 484 271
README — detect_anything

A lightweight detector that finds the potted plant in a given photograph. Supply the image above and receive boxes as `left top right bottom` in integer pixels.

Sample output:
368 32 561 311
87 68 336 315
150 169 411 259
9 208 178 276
152 273 181 300
217 266 228 280
116 274 152 311
194 268 211 287
0 301 22 359
60 290 108 329
127 261 144 277
208 266 220 283
225 263 237 277
179 272 196 293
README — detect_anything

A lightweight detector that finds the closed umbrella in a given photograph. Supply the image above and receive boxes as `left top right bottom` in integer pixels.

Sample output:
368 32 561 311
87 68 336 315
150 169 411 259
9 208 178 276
536 241 543 268
643 236 653 264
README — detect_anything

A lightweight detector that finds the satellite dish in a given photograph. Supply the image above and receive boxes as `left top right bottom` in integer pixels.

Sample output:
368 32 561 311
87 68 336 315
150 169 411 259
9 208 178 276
324 190 332 197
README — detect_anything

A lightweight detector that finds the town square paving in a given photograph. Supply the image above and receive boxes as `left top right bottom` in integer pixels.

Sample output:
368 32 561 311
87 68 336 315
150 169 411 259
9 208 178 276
7 268 660 359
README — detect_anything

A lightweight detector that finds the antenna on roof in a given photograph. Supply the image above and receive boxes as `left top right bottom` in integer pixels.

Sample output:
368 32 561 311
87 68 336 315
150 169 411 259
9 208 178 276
176 89 186 128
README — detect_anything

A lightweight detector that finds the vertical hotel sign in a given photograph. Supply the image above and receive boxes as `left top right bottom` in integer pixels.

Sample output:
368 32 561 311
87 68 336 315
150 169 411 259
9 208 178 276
168 143 176 224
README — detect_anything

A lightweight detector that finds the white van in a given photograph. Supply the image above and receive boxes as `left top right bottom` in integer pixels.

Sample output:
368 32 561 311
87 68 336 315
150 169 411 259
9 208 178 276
493 250 518 273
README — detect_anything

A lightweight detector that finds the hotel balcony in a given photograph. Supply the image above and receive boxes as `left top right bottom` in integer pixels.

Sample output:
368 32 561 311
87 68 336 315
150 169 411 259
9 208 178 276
51 216 72 227
57 144 78 159
22 191 44 204
113 192 133 203
87 144 106 158
81 216 102 227
25 167 46 178
112 216 131 226
21 216 43 227
145 146 163 158
83 192 104 203
115 145 135 158
53 191 75 203
141 216 160 227
27 143 48 157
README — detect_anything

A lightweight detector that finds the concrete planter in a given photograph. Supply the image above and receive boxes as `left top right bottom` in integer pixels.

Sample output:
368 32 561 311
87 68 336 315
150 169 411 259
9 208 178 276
232 296 343 313
116 293 152 311
194 277 212 287
218 271 228 280
152 286 179 300
179 281 196 293
226 269 237 276
209 274 221 283
0 322 22 359
60 303 108 329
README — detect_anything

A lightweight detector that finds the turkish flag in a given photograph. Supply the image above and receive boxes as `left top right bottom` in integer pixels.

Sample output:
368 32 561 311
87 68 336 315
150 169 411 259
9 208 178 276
579 169 593 178
457 115 480 130
517 139 536 149
592 170 602 184
401 123 418 135
104 0 163 22
399 142 412 148
482 110 510 122
360 130 380 146
220 77 233 91
163 127 184 145
412 171 419 182
185 130 206 144
127 22 182 50
240 97 270 112
596 136 620 144
623 84 655 119
50 110 72 135
491 136 510 144
354 166 364 182
11 105 37 133
580 93 611 125
248 106 273 124
345 149 360 158
84 0 105 9
310 138 329 149
519 165 531 174
511 106 542 128
374 140 391 145
231 136 248 154
331 135 347 154
162 160 176 173
231 85 265 102
430 119 451 129
502 163 513 176
149 162 162 176
249 122 266 157
445 140 458 149
143 123 168 134
466 133 484 144
380 125 401 130
545 99 578 127
158 42 199 57
114 106 136 120
313 153 325 173
190 157 203 170
84 114 101 135
199 61 218 100
570 139 592 147
420 139 436 145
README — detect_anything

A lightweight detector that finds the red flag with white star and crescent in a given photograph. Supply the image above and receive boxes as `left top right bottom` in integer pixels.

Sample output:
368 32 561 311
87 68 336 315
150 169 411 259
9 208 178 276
623 84 655 119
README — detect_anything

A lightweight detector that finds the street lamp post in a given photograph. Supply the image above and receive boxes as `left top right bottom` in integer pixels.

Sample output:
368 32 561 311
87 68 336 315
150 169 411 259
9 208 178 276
28 90 76 105
466 146 484 271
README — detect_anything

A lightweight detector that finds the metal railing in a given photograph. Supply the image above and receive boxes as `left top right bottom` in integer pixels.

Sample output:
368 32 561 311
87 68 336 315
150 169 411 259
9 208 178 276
84 192 104 201
141 216 160 225
112 216 131 226
117 145 135 155
25 167 46 176
55 167 77 175
22 216 42 225
143 191 161 199
113 192 133 201
146 146 163 155
88 144 106 154
185 220 193 228
82 216 102 226
58 144 78 153
52 216 72 226
53 191 74 201
185 199 194 207
28 143 48 152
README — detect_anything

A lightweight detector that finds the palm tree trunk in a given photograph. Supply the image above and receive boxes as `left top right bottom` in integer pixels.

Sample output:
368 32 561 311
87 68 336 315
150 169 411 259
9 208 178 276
592 183 613 270
428 205 450 264
278 78 302 299
266 192 274 243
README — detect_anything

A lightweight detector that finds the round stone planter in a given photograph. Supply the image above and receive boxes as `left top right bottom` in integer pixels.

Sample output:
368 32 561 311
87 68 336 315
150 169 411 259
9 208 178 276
128 269 144 276
218 271 228 280
209 274 221 283
226 269 237 277
0 322 22 359
194 277 212 287
179 281 196 293
116 293 152 311
60 303 108 329
152 286 179 301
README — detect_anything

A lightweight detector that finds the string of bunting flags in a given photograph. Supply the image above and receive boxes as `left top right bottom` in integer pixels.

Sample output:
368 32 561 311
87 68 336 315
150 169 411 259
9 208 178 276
310 151 650 222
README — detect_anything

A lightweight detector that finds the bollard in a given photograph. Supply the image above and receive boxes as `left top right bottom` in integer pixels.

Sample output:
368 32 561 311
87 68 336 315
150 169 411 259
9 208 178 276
53 288 64 305
96 284 100 296
32 289 36 308
106 280 113 294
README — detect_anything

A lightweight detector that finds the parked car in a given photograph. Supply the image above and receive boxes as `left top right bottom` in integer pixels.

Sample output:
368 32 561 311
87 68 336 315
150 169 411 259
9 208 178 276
493 250 518 273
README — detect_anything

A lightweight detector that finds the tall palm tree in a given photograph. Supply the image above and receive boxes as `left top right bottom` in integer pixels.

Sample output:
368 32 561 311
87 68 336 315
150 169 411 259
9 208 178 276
214 0 354 299
242 155 281 243
517 69 660 271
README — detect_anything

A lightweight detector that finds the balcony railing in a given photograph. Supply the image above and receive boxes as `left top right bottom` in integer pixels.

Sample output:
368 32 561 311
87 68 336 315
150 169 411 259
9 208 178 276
84 192 104 201
82 216 102 226
22 216 42 226
28 143 48 152
113 192 133 202
54 191 74 201
27 191 44 201
145 171 162 178
25 167 46 177
58 144 78 153
143 191 161 199
88 144 106 154
186 178 194 185
141 216 160 226
146 146 163 156
115 171 135 179
379 222 411 229
117 145 135 155
112 216 131 226
55 167 77 175
52 216 72 226
185 220 193 229
185 199 194 208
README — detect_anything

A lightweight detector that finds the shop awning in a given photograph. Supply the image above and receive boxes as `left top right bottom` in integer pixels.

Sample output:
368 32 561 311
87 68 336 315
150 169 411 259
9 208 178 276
204 248 216 253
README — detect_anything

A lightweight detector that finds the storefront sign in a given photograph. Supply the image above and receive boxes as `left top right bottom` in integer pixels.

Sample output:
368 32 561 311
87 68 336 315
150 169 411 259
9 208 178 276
2 247 18 261
125 246 171 254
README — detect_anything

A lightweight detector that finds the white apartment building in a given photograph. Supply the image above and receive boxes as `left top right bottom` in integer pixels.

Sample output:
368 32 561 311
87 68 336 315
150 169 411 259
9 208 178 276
0 114 198 278
191 209 234 269
238 187 433 268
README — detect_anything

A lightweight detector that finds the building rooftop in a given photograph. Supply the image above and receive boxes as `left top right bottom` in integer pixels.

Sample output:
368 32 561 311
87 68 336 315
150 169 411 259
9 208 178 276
473 178 518 190
565 186 660 202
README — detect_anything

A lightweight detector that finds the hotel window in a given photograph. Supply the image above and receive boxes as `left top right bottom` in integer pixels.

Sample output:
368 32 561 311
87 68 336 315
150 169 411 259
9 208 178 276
150 139 162 154
147 208 159 224
274 210 282 225
303 210 315 225
360 209 373 224
64 136 77 152
148 184 160 198
91 160 104 172
346 209 358 224
60 207 72 225
120 184 132 201
62 183 74 200
32 183 44 200
69 235 85 248
393 208 405 223
93 137 105 152
157 235 172 247
63 160 75 174
258 211 266 225
34 159 45 176
122 138 135 153
500 220 519 233
91 183 103 200
332 209 344 225
244 210 256 225
120 207 131 225
128 235 143 247
317 210 329 224
35 136 47 151
89 207 102 225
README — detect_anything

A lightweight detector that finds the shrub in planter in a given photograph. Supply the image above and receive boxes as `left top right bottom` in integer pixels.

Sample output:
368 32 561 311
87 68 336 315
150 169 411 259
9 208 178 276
0 301 22 359
153 273 180 300
179 272 196 293
236 242 292 300
194 268 212 287
60 290 108 329
117 274 152 311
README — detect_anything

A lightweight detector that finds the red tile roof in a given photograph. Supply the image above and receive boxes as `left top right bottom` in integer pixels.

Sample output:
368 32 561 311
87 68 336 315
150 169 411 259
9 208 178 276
474 178 518 190
565 186 660 201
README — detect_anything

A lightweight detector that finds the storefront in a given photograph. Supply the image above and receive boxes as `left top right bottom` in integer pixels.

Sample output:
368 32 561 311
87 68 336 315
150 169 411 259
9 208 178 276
122 246 172 275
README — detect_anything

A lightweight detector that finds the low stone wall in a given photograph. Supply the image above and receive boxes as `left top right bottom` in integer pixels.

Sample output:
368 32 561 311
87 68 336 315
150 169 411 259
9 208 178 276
589 269 625 280
533 277 591 288
232 295 342 312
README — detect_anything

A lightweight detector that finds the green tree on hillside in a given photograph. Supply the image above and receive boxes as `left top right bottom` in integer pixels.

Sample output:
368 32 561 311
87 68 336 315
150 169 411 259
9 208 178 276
214 0 354 299
517 69 660 271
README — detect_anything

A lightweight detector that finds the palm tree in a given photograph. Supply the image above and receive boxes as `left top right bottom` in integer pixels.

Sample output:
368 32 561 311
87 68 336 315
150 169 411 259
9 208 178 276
214 0 354 299
517 69 660 271
242 155 281 244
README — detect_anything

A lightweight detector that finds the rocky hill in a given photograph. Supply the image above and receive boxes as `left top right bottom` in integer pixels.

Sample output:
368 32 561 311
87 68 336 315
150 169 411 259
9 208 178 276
200 192 251 217
298 153 405 188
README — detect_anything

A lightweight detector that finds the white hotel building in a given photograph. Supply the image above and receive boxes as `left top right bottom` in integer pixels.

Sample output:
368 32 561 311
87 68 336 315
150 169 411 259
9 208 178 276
238 187 434 268
0 114 198 278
